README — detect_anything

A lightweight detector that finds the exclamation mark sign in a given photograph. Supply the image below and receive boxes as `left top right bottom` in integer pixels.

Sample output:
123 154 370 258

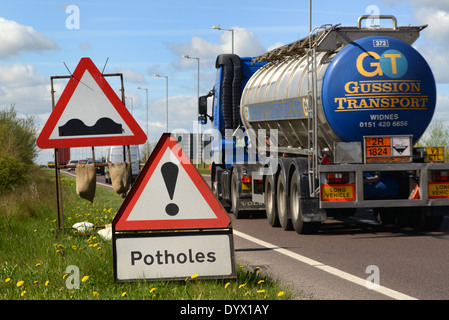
161 162 179 216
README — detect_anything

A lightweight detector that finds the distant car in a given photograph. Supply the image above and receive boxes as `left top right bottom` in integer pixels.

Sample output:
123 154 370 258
67 159 79 171
79 159 88 165
87 159 105 175
47 161 55 168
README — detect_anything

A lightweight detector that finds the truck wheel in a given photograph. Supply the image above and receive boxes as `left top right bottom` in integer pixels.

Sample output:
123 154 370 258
277 170 292 230
414 207 445 231
265 174 280 227
373 208 397 226
290 170 319 234
211 168 221 200
231 171 244 219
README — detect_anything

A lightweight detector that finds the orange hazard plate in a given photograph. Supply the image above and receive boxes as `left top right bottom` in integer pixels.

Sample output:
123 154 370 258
365 137 391 158
321 184 355 201
428 182 449 199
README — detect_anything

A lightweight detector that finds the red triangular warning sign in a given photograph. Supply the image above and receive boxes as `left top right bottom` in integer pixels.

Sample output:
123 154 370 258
36 57 147 149
113 133 231 231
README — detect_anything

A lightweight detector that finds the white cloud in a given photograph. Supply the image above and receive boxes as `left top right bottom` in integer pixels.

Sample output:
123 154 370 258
411 0 449 11
414 7 449 45
434 92 449 119
0 64 58 118
0 17 59 59
167 26 267 70
116 69 147 84
0 64 46 87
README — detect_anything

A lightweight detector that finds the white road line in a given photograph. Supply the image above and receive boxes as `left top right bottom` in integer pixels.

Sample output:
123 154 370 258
233 229 417 300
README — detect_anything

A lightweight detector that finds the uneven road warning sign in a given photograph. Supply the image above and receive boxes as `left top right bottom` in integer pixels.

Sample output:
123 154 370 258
112 133 235 281
36 57 147 148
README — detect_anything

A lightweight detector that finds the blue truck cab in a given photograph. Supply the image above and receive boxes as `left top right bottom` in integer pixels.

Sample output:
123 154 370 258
198 54 265 213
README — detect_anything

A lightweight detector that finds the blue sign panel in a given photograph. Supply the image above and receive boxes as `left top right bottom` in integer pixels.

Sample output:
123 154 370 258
321 36 436 143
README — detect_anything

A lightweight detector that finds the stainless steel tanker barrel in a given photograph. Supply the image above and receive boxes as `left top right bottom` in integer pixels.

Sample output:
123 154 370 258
240 34 436 156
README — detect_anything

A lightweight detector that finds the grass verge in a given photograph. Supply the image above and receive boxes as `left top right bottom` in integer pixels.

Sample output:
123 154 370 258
0 167 292 300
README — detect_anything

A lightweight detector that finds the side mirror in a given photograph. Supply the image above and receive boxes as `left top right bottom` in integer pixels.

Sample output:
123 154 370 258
198 96 208 116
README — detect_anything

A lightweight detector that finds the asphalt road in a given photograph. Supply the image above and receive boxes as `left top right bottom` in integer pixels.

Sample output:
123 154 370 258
64 170 449 300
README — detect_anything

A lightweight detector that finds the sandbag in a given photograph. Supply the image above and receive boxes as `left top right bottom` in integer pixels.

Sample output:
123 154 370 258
75 163 96 202
72 221 94 233
109 162 131 198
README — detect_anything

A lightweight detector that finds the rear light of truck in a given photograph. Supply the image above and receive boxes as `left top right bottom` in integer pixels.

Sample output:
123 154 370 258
326 173 350 184
241 176 252 184
432 171 449 182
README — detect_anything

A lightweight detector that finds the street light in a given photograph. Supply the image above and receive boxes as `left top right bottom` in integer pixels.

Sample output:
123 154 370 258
212 25 234 54
136 86 149 160
183 54 200 168
154 74 169 132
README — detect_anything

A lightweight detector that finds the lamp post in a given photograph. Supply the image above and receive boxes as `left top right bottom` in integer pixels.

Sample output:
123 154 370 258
154 74 169 132
183 54 200 167
136 87 149 160
212 25 234 54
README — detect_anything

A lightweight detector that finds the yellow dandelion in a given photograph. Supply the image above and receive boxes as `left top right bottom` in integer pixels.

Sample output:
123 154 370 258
45 280 50 286
16 280 24 287
5 278 10 283
257 289 265 293
92 291 99 296
257 280 264 284
35 262 42 267
81 276 89 282
150 287 157 293
238 283 247 289
224 282 231 289
63 273 68 279
191 274 198 279
244 291 250 296
277 291 285 297
21 290 26 297
121 292 127 297
33 281 39 285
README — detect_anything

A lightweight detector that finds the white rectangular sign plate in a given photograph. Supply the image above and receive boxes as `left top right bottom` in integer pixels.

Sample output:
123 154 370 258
113 230 235 281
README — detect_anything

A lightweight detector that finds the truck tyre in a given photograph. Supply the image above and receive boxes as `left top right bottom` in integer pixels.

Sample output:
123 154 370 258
413 207 445 231
277 169 293 230
265 174 280 227
373 208 396 226
211 166 221 200
290 170 319 234
231 170 244 219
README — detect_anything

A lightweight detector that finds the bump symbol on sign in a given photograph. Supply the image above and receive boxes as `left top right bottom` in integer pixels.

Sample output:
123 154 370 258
161 162 179 216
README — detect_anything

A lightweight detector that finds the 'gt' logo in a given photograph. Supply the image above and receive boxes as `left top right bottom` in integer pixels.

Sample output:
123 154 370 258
356 50 408 78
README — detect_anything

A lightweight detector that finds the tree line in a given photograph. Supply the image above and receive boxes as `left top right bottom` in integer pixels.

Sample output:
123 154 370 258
0 105 38 195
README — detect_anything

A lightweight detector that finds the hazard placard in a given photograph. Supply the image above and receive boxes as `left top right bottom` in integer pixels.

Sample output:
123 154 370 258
36 57 147 149
112 133 231 231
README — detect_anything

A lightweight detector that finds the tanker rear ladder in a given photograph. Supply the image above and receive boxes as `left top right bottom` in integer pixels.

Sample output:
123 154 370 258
306 24 338 197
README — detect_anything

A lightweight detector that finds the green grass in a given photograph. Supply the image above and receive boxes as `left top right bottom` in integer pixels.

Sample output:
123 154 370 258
0 167 292 300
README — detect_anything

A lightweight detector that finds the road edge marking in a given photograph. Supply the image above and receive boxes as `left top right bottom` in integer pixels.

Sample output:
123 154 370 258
233 229 417 300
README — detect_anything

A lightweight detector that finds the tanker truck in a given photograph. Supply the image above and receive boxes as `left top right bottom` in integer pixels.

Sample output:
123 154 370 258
198 15 449 234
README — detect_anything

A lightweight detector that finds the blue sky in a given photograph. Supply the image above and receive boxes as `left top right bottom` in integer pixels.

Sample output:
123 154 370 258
0 0 448 164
